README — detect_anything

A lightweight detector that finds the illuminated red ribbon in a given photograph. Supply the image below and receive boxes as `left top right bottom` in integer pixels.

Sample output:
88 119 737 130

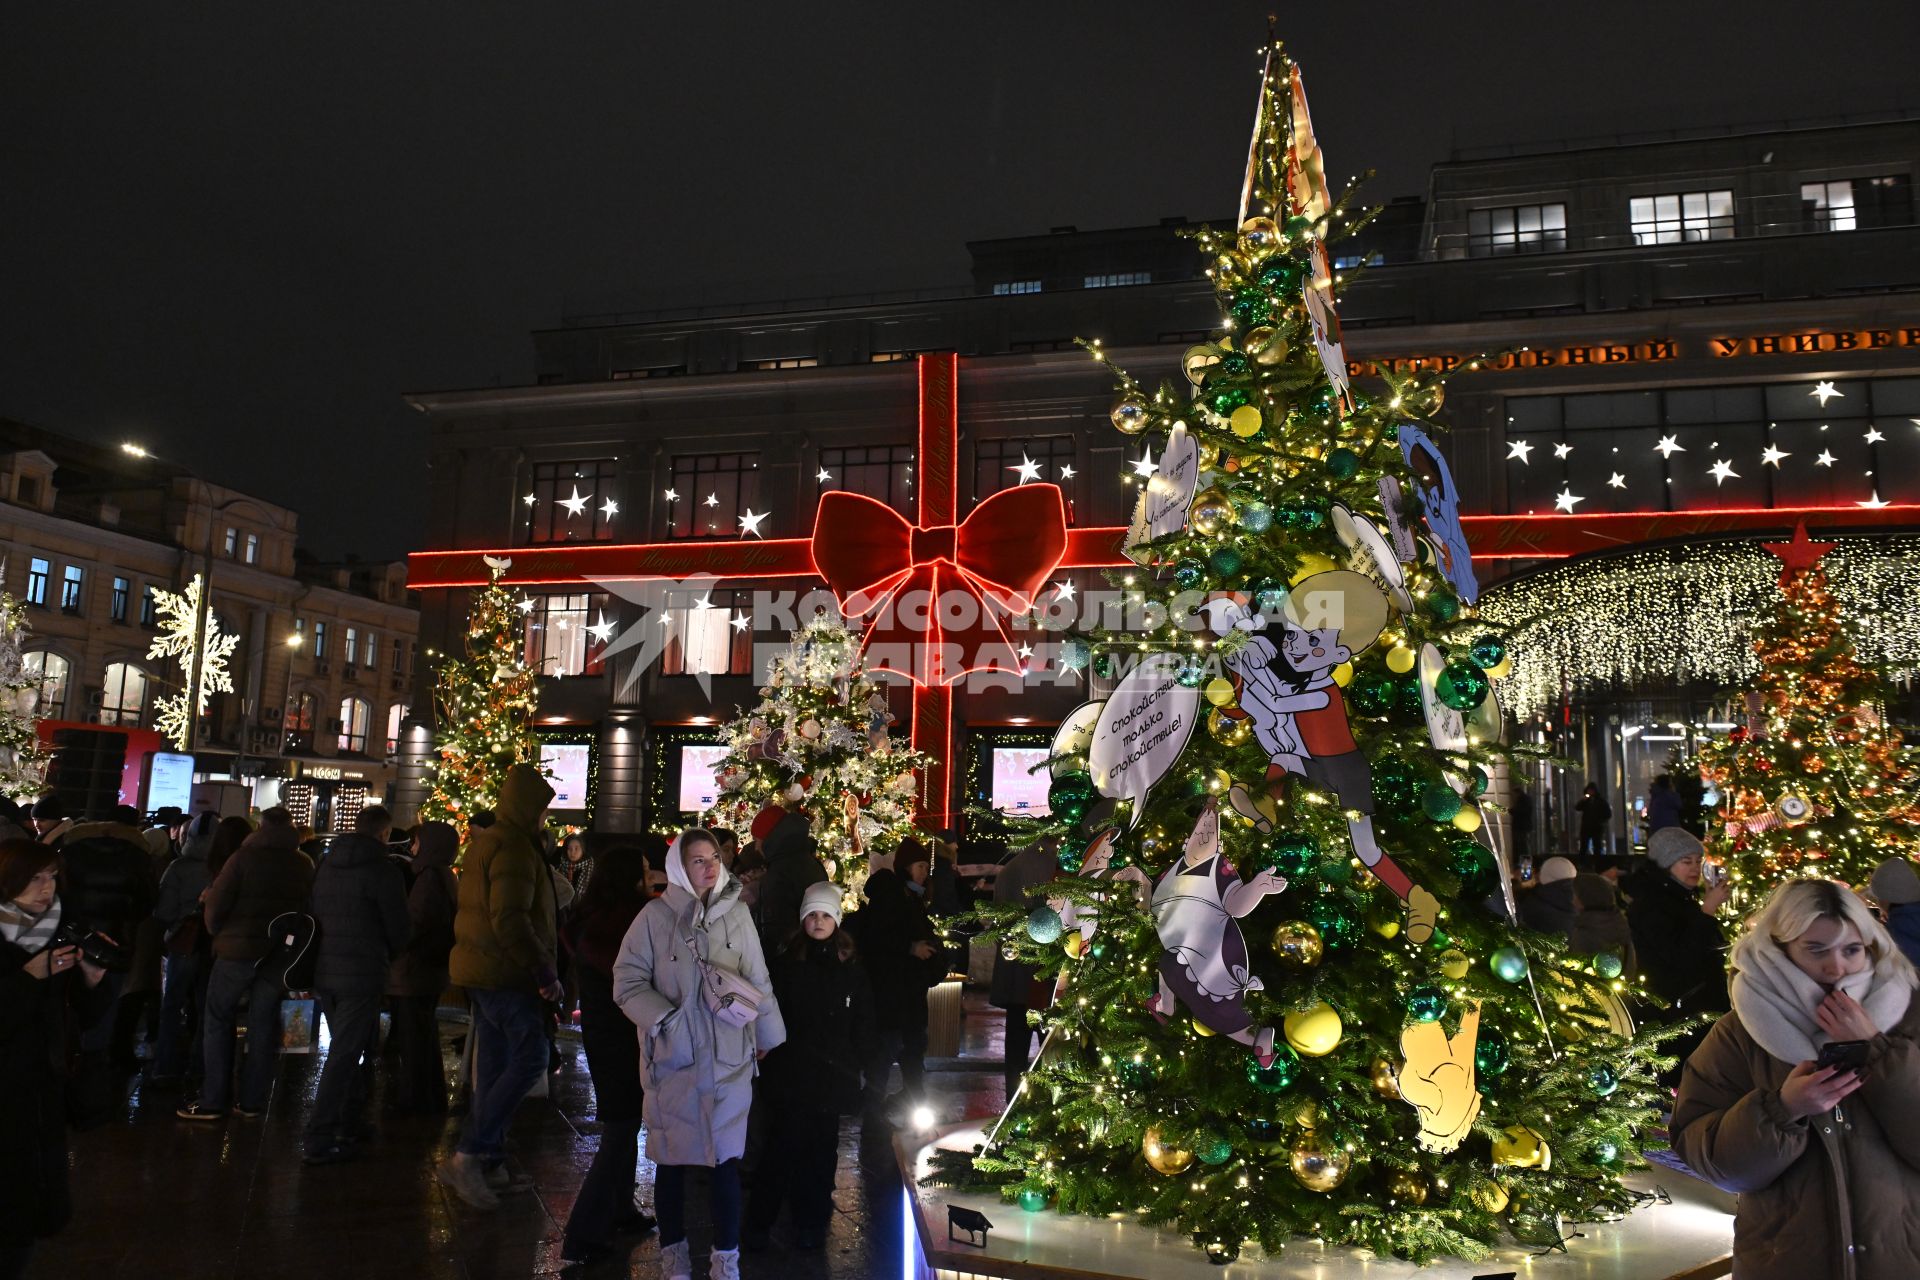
809 485 1068 686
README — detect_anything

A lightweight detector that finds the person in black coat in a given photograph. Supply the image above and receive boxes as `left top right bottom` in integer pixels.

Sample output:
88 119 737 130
847 846 942 1113
304 806 408 1163
1624 825 1731 1082
756 809 828 959
1575 782 1612 860
1516 856 1580 939
51 818 155 1099
386 820 459 1114
744 880 874 1252
0 839 110 1280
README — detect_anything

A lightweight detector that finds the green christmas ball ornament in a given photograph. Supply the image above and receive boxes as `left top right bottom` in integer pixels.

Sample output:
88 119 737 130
1018 1187 1049 1212
1394 677 1426 715
1474 1028 1510 1076
1306 897 1360 948
1435 662 1491 711
1217 351 1250 378
1309 386 1339 418
1210 385 1253 416
1054 843 1084 874
1175 657 1207 689
1249 577 1287 614
1420 784 1464 823
1229 292 1274 330
1406 985 1448 1023
1468 635 1508 670
1594 950 1625 980
1317 855 1354 886
1326 447 1361 480
1246 1045 1301 1093
1195 1131 1234 1166
1209 547 1244 578
1594 1141 1619 1165
1115 1056 1158 1089
1424 589 1461 622
1025 904 1064 945
1588 1064 1620 1097
1490 946 1530 984
1173 558 1207 591
1267 832 1320 878
1091 650 1116 679
1235 500 1274 534
1058 637 1091 672
1349 672 1394 717
1468 765 1490 797
1257 256 1304 293
1283 213 1314 239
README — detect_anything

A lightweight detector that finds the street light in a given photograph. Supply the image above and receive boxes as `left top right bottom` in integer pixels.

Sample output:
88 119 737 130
120 442 150 459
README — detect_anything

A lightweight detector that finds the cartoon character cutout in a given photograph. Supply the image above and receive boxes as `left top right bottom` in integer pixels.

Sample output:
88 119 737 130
1146 801 1289 1065
1053 828 1151 945
1213 570 1441 944
1302 278 1353 415
1397 423 1479 604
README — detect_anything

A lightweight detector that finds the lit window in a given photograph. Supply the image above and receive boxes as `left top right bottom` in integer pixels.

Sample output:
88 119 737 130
1629 190 1734 245
385 703 408 755
1331 251 1384 270
224 527 238 557
101 662 148 727
140 586 158 627
661 589 752 677
666 452 760 540
344 627 359 666
22 651 69 719
337 697 371 753
523 593 609 677
243 532 259 564
25 558 48 608
313 621 328 660
743 356 819 371
392 640 406 674
522 459 618 545
363 632 378 672
1802 175 1912 232
110 577 129 622
991 280 1042 295
60 565 84 613
819 445 915 510
286 692 318 753
1467 203 1568 257
1083 272 1152 288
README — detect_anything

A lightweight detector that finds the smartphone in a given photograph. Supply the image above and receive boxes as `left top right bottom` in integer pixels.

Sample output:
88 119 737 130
1703 861 1728 889
1815 1039 1870 1072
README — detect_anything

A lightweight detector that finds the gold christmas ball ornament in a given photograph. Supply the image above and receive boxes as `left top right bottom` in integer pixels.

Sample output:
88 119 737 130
1189 486 1236 536
1291 1097 1321 1128
1207 706 1253 747
1288 1133 1351 1192
1369 1057 1403 1100
1196 440 1223 472
1228 405 1264 438
1492 1125 1552 1170
1238 216 1283 259
1332 661 1353 688
1063 933 1085 960
1439 948 1472 980
1385 644 1418 675
1473 1181 1511 1214
1213 251 1251 282
1143 1127 1194 1176
1203 677 1237 708
1283 1002 1343 1057
1271 920 1325 970
1452 807 1484 834
1109 392 1153 435
1484 654 1513 680
1387 1170 1430 1205
1182 345 1223 387
1243 325 1289 365
1191 1016 1218 1038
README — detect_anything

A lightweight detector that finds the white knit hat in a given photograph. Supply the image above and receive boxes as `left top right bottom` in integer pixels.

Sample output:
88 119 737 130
799 880 844 925
1537 856 1576 885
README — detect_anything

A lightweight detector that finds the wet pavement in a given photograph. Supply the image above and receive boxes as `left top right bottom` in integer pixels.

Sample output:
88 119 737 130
44 995 1014 1280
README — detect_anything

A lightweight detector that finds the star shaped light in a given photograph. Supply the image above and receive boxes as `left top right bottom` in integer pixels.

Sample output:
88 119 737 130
1607 472 1627 489
1552 442 1573 460
600 497 620 519
1816 449 1837 467
559 486 590 517
738 508 768 537
704 493 719 509
1811 380 1843 407
1010 453 1043 485
1059 465 1076 481
516 598 536 614
1130 447 1159 478
664 488 680 503
1760 444 1791 467
1864 426 1886 444
584 613 617 644
522 493 537 506
729 614 751 633
1018 642 1035 661
1708 459 1740 486
1505 440 1534 464
1654 435 1686 459
1859 491 1890 509
1053 580 1077 602
816 467 833 483
1553 487 1583 513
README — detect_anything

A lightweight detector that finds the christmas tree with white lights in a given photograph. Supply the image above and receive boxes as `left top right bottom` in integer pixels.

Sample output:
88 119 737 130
0 592 52 798
420 559 544 827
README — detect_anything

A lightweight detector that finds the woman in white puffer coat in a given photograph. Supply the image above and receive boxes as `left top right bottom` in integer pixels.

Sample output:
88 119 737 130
614 828 785 1280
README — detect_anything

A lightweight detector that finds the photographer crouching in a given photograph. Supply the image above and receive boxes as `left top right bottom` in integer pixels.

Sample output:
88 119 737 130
0 838 113 1278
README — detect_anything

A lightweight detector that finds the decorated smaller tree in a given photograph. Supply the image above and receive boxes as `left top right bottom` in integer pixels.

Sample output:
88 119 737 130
420 557 544 827
1699 525 1920 919
0 592 52 798
707 613 927 892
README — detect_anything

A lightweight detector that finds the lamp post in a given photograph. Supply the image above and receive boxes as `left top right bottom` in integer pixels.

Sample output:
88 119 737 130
281 632 304 756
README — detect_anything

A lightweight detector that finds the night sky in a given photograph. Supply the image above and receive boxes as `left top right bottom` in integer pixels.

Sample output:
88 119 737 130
5 2 1915 559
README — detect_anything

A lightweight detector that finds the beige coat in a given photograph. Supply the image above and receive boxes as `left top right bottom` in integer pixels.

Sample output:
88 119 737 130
1672 1000 1920 1280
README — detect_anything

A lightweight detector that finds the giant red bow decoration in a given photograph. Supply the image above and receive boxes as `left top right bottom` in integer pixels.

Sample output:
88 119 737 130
810 484 1068 686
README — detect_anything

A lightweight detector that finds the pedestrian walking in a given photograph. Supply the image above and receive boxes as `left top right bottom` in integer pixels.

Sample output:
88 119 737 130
387 820 459 1114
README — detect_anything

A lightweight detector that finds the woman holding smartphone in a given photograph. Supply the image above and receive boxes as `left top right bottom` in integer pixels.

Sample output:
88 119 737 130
1672 878 1920 1279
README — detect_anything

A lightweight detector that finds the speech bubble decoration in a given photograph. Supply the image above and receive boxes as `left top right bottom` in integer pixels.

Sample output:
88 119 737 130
1049 699 1106 779
1125 422 1201 563
1087 653 1201 828
1331 501 1412 613
1418 642 1468 754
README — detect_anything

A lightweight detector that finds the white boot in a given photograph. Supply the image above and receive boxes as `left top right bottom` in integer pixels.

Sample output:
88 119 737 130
708 1246 741 1280
660 1238 692 1280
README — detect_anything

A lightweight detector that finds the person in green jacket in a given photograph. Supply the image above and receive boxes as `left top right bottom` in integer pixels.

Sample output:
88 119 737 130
438 764 558 1211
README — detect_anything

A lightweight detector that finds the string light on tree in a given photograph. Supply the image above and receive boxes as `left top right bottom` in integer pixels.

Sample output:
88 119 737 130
0 593 53 796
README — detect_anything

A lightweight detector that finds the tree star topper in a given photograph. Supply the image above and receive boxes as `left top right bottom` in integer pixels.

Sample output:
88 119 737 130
1761 522 1836 584
145 575 240 750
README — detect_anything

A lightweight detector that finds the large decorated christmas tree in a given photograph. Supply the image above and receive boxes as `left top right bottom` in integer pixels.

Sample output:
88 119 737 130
0 592 52 799
953 39 1675 1265
708 612 927 893
1698 525 1920 919
420 558 544 827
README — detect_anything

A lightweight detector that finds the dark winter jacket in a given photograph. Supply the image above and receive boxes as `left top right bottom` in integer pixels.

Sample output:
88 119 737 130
450 765 559 993
1885 902 1920 970
756 812 828 957
1623 863 1729 1015
1569 873 1638 975
1515 877 1579 939
760 935 875 1114
1575 794 1611 836
310 833 409 994
154 826 215 935
0 929 109 1247
204 822 315 963
1647 787 1684 833
56 828 157 943
846 869 941 1032
388 823 459 998
989 843 1059 1008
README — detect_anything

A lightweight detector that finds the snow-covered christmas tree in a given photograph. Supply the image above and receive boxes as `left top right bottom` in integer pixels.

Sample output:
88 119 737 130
707 613 928 892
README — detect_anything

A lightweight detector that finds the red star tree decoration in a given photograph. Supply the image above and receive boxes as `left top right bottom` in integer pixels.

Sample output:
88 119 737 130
1761 522 1836 585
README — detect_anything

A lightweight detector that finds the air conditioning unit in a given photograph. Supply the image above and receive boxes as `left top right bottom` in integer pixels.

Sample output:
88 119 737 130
326 717 343 733
314 660 331 675
85 687 104 708
264 707 282 723
343 663 358 678
389 675 404 692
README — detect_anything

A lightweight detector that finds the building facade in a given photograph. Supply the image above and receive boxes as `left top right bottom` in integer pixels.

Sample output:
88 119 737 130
0 424 420 827
403 115 1920 847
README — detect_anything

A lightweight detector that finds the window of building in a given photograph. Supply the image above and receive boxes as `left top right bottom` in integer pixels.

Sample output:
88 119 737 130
286 691 317 753
666 452 760 539
1801 176 1914 232
22 651 68 720
661 588 753 677
140 585 158 627
59 565 84 613
392 639 406 674
522 593 610 677
25 558 47 608
243 532 259 565
15 475 39 506
1083 272 1152 288
972 435 1078 509
362 632 377 672
101 662 148 728
313 621 329 661
223 527 238 557
385 703 408 755
991 280 1042 295
1467 203 1568 257
1331 250 1385 270
109 577 129 623
522 459 619 545
337 697 371 753
1629 190 1734 245
743 356 819 371
818 445 915 510
344 627 359 666
609 364 688 380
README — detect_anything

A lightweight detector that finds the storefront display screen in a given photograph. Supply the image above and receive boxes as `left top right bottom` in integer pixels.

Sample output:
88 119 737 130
542 742 592 810
990 746 1052 816
677 744 729 814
